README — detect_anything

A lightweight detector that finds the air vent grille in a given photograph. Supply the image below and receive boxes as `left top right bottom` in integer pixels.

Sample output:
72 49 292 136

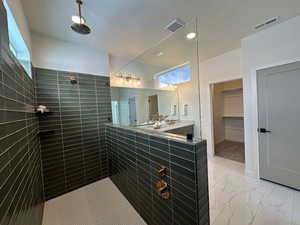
265 17 278 25
254 23 265 30
254 17 278 30
165 18 185 32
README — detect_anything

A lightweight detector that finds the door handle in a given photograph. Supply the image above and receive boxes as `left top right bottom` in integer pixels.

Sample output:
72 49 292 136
258 128 272 133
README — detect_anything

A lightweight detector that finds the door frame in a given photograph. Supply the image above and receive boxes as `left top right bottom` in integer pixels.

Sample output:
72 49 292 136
209 78 245 157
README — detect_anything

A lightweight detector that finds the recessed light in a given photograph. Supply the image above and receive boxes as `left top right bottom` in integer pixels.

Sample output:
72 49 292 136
186 32 196 40
72 15 85 24
157 52 164 57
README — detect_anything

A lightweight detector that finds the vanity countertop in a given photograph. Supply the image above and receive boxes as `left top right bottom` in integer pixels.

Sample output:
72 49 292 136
106 121 202 145
139 120 194 132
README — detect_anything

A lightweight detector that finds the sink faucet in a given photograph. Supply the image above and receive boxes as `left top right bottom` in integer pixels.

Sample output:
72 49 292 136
151 113 168 122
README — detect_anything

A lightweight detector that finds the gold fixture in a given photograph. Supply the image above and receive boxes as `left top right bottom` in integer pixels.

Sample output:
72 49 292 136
161 190 170 199
156 180 170 200
157 165 167 177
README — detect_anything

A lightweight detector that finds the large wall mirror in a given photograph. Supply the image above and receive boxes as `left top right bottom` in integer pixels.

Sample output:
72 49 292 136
110 19 201 138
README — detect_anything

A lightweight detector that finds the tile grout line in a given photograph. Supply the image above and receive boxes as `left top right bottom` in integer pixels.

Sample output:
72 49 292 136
77 74 87 183
56 71 67 191
94 77 102 176
168 139 175 225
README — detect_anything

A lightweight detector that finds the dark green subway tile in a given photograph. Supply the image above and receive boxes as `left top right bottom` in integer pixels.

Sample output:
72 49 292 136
36 68 111 200
0 49 44 225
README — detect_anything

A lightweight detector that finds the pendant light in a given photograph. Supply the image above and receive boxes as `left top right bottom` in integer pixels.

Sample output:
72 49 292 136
71 0 91 35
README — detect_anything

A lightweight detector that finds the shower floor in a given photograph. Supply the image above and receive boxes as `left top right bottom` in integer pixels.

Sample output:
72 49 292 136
42 178 146 225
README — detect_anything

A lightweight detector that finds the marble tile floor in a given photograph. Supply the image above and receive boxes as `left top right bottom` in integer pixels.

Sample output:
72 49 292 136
42 156 300 225
209 156 300 225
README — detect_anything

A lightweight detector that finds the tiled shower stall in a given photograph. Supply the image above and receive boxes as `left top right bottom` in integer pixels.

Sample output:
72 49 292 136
35 68 112 200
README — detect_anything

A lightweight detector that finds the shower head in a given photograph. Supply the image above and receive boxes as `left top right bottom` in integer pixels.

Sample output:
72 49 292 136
71 0 91 35
69 76 78 84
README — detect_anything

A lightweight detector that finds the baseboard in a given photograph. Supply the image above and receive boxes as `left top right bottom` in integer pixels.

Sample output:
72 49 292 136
224 139 244 144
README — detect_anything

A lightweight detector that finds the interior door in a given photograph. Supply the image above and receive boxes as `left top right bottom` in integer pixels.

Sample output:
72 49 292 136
148 95 158 120
128 97 137 125
257 61 300 190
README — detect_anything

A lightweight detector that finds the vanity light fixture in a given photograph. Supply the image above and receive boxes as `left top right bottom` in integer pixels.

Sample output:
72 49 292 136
186 32 196 40
112 73 142 86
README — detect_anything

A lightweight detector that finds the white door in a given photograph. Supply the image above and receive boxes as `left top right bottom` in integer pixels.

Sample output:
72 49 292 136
257 61 300 190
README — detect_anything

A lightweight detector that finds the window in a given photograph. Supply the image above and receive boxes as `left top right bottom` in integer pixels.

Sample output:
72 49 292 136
3 0 32 77
111 100 120 124
158 64 191 87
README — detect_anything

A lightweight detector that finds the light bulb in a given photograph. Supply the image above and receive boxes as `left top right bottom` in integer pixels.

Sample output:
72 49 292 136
72 16 85 24
186 32 196 40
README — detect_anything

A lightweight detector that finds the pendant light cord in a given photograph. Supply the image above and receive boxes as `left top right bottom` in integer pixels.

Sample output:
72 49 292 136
77 0 83 24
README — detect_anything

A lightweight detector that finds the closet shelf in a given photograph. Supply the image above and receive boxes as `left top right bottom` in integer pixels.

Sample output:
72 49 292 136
222 88 243 93
222 115 244 119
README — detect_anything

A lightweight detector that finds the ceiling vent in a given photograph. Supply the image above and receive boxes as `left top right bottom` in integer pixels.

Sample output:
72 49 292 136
165 18 185 32
254 23 265 30
265 17 278 25
254 17 278 30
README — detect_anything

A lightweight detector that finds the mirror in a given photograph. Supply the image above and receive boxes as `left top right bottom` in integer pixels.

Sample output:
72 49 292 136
111 87 179 126
110 19 201 138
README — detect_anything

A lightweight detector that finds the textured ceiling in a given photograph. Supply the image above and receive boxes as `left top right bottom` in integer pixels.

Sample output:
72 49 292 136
22 0 300 63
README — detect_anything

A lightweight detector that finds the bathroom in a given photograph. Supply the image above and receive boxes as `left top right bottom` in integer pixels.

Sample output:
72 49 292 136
1 0 300 225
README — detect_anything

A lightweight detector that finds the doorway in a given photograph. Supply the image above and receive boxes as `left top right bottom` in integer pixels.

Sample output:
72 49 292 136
257 61 300 190
211 79 245 163
128 97 137 125
148 95 158 120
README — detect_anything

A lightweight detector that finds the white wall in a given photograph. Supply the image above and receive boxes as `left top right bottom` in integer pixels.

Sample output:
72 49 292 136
199 49 242 157
241 15 300 177
6 0 31 54
224 118 244 142
31 33 109 76
212 83 225 144
177 82 194 121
